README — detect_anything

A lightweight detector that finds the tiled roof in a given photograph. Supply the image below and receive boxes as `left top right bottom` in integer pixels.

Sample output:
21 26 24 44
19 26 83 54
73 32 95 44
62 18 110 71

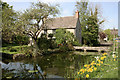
45 16 78 29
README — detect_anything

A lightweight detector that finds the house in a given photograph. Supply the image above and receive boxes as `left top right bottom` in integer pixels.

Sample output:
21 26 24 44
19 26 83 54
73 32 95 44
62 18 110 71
98 32 108 42
28 11 82 46
42 10 82 44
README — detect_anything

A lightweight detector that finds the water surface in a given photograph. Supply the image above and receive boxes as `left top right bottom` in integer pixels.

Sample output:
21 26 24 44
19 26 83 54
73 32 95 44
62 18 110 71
2 51 97 79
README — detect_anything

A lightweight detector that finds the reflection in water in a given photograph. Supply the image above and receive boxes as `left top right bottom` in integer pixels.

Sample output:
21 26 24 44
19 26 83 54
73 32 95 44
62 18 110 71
2 51 97 78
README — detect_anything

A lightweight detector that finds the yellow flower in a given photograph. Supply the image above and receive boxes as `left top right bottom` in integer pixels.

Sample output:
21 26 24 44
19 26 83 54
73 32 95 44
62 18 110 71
114 56 116 58
97 63 100 66
91 66 94 69
98 59 100 62
104 56 106 58
87 65 90 68
114 59 116 61
100 61 103 64
101 57 104 60
104 53 107 55
84 64 88 67
80 69 84 72
86 74 89 78
78 72 80 74
91 61 96 65
94 67 97 71
102 53 107 56
80 69 85 73
88 68 93 72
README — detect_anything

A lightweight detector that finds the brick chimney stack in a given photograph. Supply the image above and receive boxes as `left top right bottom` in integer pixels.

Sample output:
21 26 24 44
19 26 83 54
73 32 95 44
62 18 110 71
75 10 79 18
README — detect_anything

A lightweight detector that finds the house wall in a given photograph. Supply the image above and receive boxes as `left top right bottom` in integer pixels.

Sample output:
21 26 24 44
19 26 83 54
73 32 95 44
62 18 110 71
47 30 53 34
75 18 82 44
66 29 75 35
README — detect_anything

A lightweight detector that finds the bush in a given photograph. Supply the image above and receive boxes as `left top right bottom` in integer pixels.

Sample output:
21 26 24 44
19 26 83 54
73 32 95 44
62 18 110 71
12 35 29 45
37 34 50 50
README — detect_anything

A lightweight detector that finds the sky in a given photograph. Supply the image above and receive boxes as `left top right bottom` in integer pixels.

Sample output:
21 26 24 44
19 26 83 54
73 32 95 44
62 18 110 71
2 0 119 31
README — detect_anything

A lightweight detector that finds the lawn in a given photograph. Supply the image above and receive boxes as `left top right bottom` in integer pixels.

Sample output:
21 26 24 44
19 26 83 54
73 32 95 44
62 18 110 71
0 45 29 54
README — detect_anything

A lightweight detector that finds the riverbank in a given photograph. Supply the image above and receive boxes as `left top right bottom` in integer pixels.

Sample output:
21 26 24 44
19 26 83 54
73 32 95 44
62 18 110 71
0 44 111 60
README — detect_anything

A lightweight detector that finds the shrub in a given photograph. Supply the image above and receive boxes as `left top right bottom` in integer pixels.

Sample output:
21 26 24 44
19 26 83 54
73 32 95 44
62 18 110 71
12 35 29 45
54 28 80 50
37 34 50 50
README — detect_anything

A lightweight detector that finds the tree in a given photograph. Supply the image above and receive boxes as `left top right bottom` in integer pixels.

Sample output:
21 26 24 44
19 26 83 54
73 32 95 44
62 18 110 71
54 28 77 50
18 2 59 57
75 1 104 46
55 28 75 45
1 1 17 44
104 29 113 41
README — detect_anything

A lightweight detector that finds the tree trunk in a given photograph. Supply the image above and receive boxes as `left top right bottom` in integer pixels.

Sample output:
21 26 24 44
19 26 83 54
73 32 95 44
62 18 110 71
32 39 42 57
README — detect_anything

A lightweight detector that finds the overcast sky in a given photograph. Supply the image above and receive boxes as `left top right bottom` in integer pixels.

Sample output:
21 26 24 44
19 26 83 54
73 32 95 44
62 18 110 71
2 0 119 31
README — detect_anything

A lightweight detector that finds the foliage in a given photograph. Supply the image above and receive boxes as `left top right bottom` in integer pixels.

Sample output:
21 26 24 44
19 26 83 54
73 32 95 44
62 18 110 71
74 52 118 78
37 33 57 51
55 28 75 44
75 1 104 46
104 29 114 41
37 34 50 50
1 1 17 44
17 2 59 56
12 34 30 45
18 2 59 41
54 28 79 50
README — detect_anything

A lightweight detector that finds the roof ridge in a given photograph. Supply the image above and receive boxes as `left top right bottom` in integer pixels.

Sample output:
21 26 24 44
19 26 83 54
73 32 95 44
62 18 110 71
48 16 75 19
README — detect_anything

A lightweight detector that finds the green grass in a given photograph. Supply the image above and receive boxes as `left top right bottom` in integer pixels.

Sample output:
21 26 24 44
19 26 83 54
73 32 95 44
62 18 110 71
0 45 29 54
94 56 118 78
74 51 118 78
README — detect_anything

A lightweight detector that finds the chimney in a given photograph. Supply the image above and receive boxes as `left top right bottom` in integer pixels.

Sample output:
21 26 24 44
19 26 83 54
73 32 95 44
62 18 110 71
75 10 79 18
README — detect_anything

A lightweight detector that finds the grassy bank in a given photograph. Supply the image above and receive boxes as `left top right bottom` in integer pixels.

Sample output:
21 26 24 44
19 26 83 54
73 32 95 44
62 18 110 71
74 41 118 79
0 45 29 54
74 52 118 79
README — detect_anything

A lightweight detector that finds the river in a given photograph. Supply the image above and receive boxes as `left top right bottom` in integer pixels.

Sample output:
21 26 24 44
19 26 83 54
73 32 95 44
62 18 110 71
1 51 98 79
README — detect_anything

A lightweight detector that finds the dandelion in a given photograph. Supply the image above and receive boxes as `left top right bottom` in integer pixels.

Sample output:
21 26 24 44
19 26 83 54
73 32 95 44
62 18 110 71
86 74 89 78
91 61 96 65
84 64 88 67
94 67 97 71
114 56 116 58
97 63 100 66
103 56 106 58
104 53 107 55
100 61 103 64
80 69 85 73
88 68 93 72
114 59 115 61
80 69 84 72
91 66 94 69
100 57 104 60
98 59 100 63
